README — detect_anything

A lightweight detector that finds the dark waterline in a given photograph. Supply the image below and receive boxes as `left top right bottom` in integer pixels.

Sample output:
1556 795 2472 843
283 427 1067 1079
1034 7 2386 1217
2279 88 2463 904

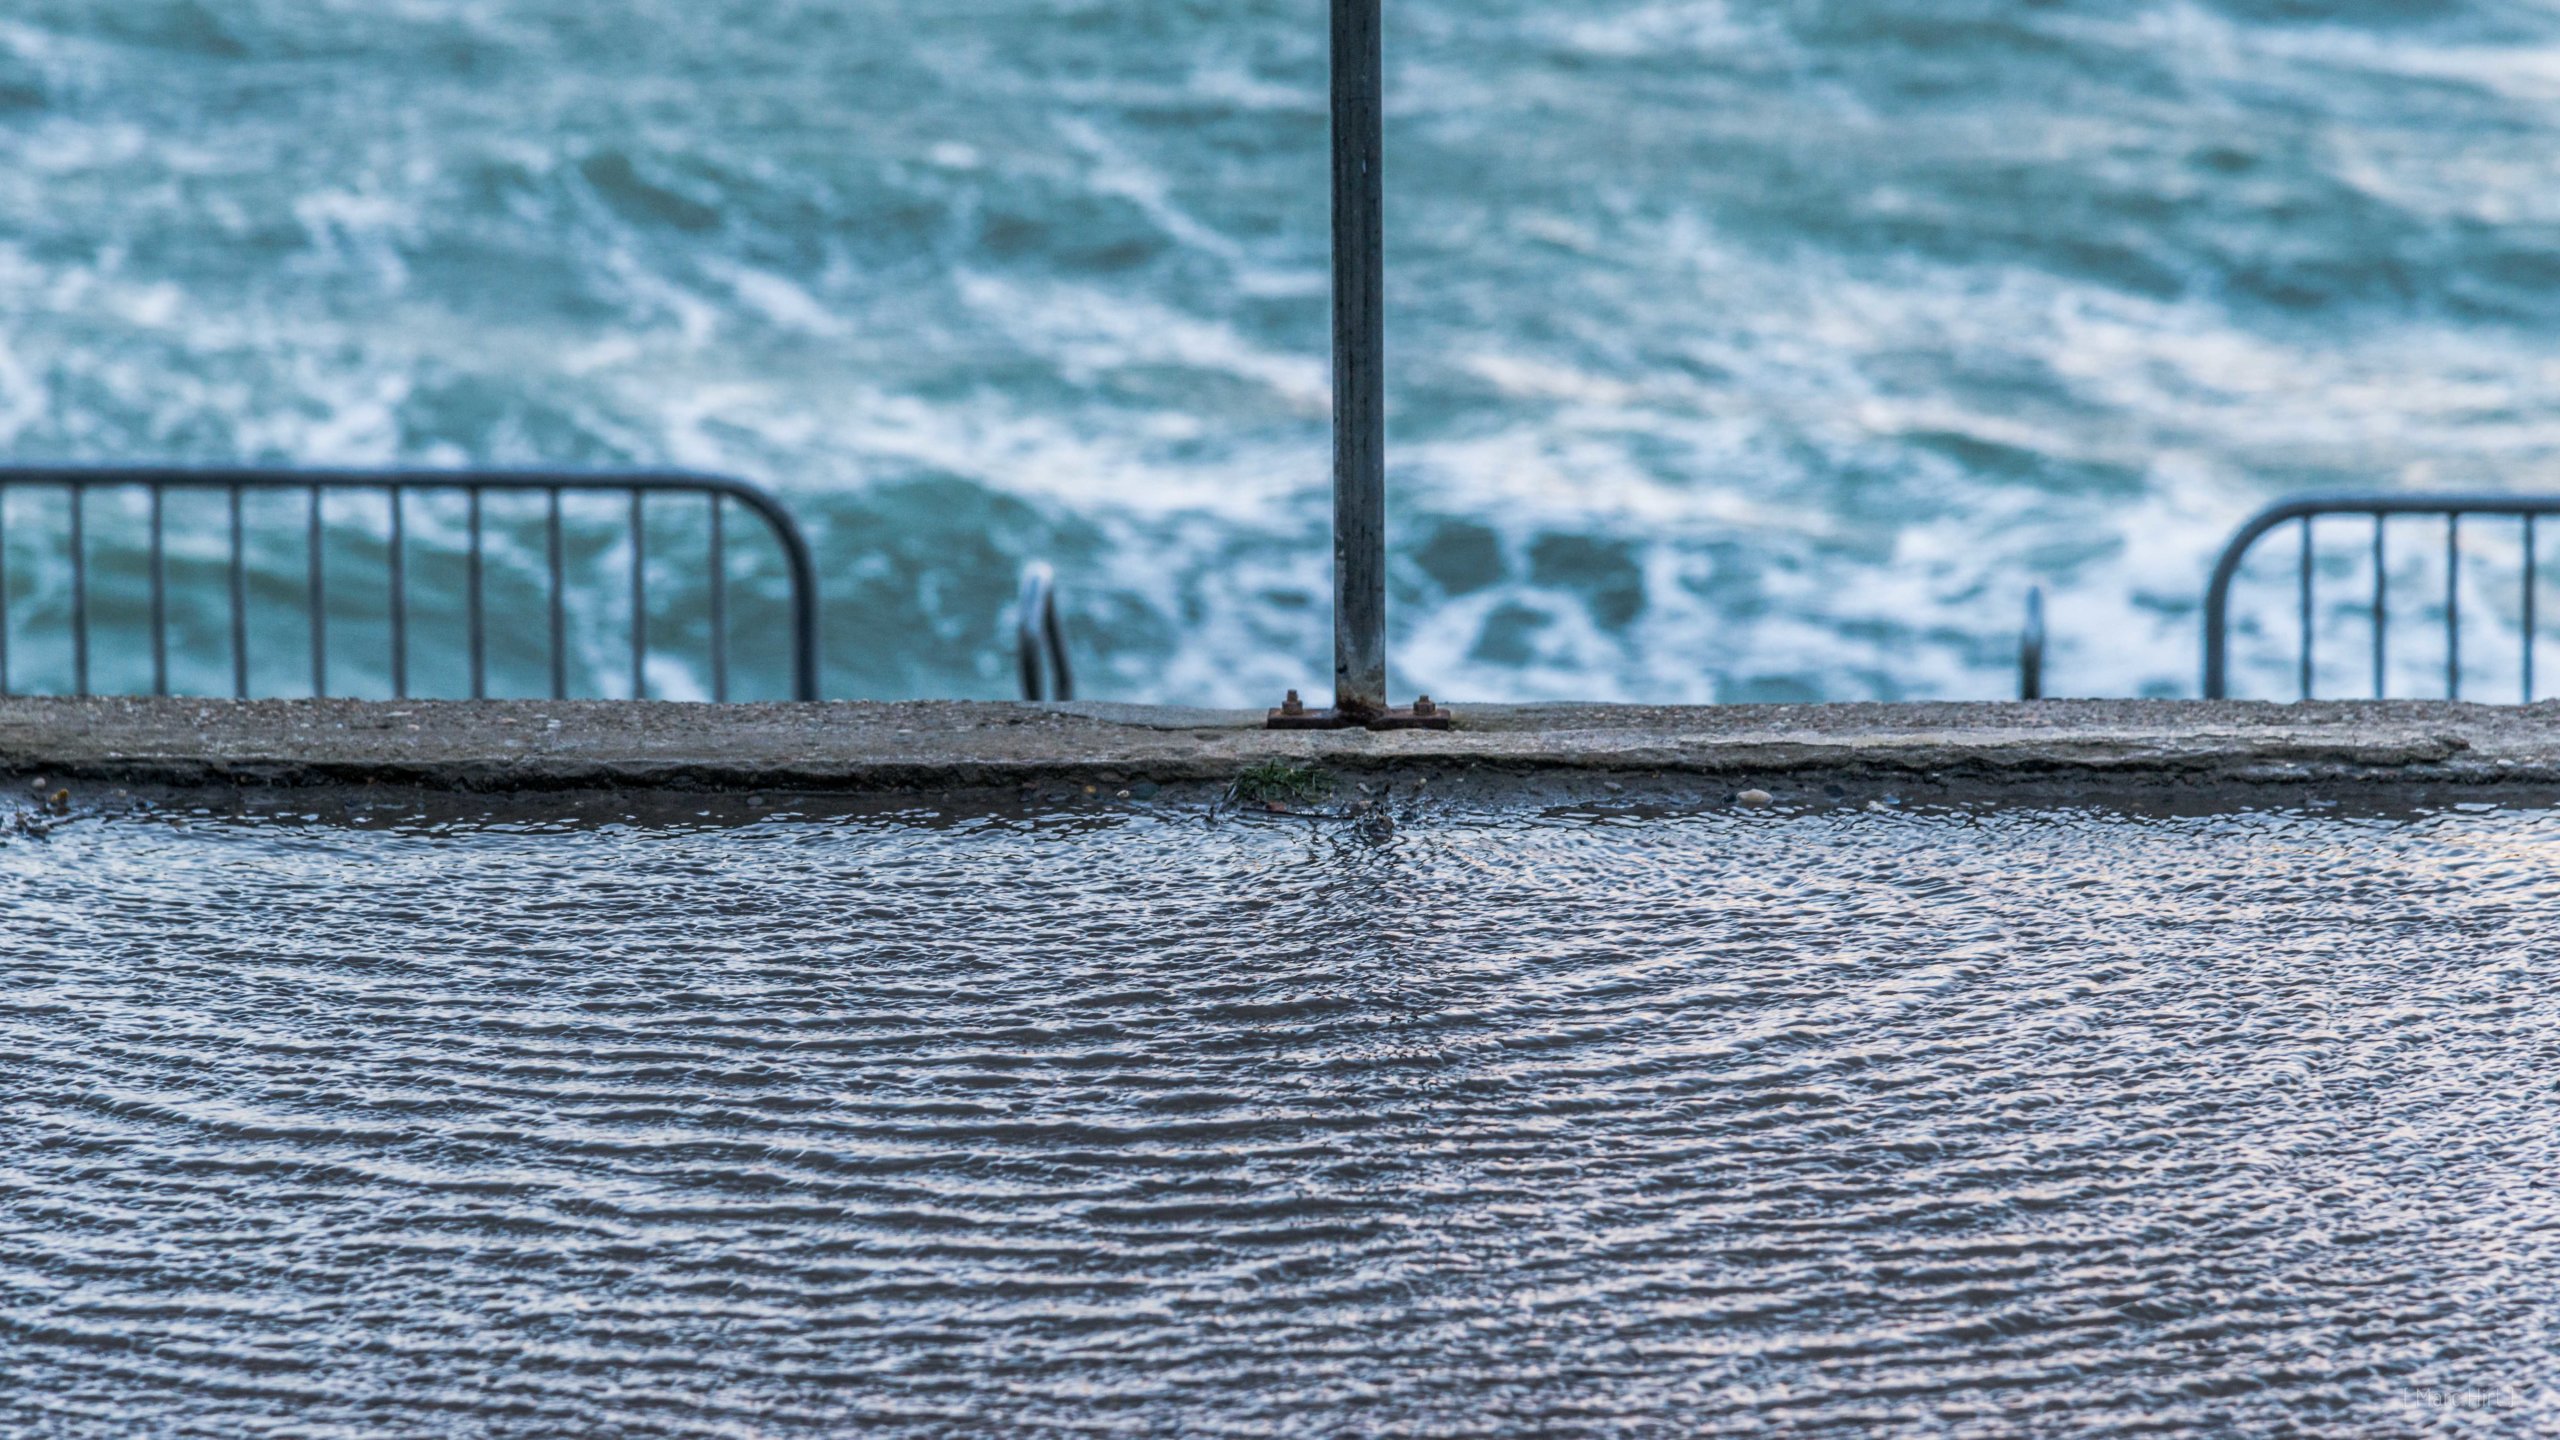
6 797 2559 1435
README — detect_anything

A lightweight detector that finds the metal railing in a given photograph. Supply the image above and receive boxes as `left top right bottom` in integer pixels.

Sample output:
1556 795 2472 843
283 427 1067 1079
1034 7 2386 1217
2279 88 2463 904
1015 562 1073 702
0 466 819 702
2203 493 2560 702
2019 586 2046 701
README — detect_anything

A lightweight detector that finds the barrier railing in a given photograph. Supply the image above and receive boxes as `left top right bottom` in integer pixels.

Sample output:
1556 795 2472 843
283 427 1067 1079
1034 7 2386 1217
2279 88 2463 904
0 467 820 702
2203 493 2560 702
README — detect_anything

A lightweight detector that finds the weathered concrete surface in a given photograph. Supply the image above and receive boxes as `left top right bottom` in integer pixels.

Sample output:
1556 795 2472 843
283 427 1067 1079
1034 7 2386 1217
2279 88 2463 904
5 696 2560 796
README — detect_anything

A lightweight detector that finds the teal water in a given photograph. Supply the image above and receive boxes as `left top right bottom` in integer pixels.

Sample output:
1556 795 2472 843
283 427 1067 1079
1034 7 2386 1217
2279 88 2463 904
5 2 2560 702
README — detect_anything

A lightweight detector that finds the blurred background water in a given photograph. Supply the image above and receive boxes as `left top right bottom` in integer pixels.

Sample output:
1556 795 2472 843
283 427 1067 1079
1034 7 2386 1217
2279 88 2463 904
5 0 2560 704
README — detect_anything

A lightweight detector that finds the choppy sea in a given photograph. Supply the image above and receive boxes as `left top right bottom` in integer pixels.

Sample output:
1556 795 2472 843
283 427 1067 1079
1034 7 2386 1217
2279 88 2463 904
6 1 2560 703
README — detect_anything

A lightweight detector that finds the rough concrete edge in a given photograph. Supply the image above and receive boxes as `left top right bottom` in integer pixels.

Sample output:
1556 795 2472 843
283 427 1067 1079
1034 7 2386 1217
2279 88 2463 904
12 697 2560 801
2 731 2532 797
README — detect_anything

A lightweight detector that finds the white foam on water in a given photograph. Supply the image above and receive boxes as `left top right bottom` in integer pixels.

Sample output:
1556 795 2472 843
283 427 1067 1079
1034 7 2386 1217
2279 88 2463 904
11 0 2560 705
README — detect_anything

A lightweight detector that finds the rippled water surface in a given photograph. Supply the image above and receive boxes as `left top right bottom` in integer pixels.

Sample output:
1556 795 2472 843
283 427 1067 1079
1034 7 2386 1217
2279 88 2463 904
10 3 2560 703
7 795 2560 1435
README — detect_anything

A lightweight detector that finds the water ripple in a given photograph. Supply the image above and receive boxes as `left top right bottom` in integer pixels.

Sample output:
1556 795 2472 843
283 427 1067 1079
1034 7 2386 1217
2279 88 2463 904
4 797 2560 1434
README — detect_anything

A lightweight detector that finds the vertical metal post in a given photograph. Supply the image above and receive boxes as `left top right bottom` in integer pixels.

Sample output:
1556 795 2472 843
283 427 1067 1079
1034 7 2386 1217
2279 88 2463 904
708 494 729 703
548 487 567 700
229 484 248 699
1331 0 1387 720
2446 514 2461 701
309 486 328 699
2372 516 2387 700
2018 586 2045 701
389 486 408 699
630 490 647 700
2297 516 2313 701
0 481 8 696
2526 514 2538 703
70 483 87 698
150 486 168 696
467 488 486 700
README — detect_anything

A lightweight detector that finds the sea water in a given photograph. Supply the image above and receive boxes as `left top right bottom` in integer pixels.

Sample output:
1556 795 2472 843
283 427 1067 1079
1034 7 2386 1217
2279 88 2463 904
4 2 2560 704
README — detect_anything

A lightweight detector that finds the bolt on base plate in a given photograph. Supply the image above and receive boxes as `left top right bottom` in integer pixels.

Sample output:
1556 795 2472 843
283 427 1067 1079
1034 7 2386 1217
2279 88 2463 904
1265 691 1452 732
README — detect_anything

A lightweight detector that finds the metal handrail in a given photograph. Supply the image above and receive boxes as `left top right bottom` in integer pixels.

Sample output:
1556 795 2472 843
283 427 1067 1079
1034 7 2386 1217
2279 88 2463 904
2019 587 2046 701
2203 492 2560 701
0 466 820 702
1015 561 1073 702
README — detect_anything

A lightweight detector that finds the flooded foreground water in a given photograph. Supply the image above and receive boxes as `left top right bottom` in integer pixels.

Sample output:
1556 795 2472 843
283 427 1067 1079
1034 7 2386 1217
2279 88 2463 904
5 793 2559 1436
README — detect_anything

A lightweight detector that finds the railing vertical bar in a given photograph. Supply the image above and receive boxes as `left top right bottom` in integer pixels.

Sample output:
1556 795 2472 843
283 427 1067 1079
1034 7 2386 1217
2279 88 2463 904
389 485 408 700
2372 515 2387 700
467 487 486 700
149 486 168 696
629 489 646 701
2446 514 2461 701
0 487 10 698
708 493 728 704
2527 514 2539 704
70 483 87 698
229 484 248 700
1330 0 1389 719
2297 516 2313 701
309 486 327 698
548 486 566 701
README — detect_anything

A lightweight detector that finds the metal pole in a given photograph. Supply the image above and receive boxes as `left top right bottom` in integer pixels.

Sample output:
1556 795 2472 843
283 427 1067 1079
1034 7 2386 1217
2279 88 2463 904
2527 514 2539 703
2446 514 2461 700
1331 0 1387 720
2297 516 2313 701
2373 516 2387 699
229 484 248 698
388 486 407 700
547 487 566 700
0 487 10 697
467 487 486 700
149 486 167 696
69 484 87 698
708 494 728 703
309 487 327 698
2019 587 2045 701
630 490 647 700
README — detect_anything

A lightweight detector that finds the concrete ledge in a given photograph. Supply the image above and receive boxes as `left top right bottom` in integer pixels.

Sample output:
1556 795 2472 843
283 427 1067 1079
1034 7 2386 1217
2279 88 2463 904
5 696 2560 796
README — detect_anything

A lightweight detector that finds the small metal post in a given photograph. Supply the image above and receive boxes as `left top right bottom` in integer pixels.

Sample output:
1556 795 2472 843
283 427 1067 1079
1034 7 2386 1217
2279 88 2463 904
2019 587 2045 701
2297 516 2314 701
630 490 647 700
149 486 168 696
709 494 728 703
1331 0 1387 722
70 483 87 697
309 486 327 698
1016 562 1074 702
2527 514 2539 703
2446 514 2461 701
468 488 486 700
229 484 248 698
548 486 567 700
2372 516 2387 700
389 486 408 699
0 486 10 697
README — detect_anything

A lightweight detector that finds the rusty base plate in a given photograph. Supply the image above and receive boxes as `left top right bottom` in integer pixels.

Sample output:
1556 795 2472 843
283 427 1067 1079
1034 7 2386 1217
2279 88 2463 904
1364 705 1452 731
1265 706 1356 731
1265 698 1453 732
